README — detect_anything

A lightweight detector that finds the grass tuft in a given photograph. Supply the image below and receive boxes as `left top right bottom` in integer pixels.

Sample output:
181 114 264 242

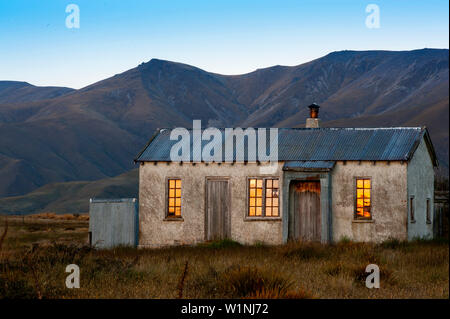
378 238 409 250
201 239 243 249
282 241 327 260
218 265 293 298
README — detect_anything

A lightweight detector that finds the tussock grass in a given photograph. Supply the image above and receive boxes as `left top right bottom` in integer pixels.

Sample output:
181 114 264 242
199 239 243 249
218 265 294 298
0 217 448 299
281 241 327 260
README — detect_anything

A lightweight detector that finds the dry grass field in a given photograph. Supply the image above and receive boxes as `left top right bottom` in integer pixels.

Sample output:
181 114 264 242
0 215 448 299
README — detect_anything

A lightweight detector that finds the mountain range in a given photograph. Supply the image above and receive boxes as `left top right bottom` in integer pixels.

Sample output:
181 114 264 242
0 48 448 213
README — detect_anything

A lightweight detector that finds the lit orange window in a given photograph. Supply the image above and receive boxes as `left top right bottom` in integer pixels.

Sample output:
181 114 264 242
265 179 279 217
355 178 371 219
248 178 279 217
168 179 182 217
248 178 263 216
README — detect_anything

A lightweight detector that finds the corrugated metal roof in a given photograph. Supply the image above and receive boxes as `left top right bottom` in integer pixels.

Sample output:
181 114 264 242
135 127 433 164
283 161 336 172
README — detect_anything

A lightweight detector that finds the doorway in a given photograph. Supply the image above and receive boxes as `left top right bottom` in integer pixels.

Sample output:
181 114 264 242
289 180 321 241
205 178 230 240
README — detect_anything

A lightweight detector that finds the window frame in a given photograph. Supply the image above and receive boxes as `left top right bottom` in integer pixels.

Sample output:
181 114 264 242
165 177 183 219
246 176 281 219
409 196 415 223
354 177 372 220
426 198 431 224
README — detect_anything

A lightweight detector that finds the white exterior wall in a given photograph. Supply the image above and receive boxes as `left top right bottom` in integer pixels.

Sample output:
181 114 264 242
331 161 408 242
139 162 284 247
407 137 435 239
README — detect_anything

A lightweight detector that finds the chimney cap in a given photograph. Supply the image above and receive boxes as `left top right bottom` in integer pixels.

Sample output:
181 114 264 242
307 103 320 120
308 103 320 110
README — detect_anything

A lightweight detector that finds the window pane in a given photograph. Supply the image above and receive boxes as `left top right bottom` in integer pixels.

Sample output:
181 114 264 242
169 189 175 197
364 179 370 189
176 180 182 188
357 179 364 188
257 179 263 188
266 198 272 207
273 179 279 188
364 189 370 198
175 207 181 216
256 198 262 207
169 198 175 206
266 189 272 198
363 207 371 218
256 189 262 197
364 199 370 207
266 179 272 188
168 206 175 213
250 198 255 206
266 207 272 216
250 189 256 197
272 207 279 216
249 207 255 216
176 189 181 197
273 198 278 207
273 189 279 198
256 207 262 216
357 199 364 208
169 180 175 188
356 208 363 216
249 179 256 187
175 198 181 207
357 189 363 199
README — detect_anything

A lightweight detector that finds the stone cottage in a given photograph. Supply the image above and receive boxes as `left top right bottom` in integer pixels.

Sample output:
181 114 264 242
134 104 438 247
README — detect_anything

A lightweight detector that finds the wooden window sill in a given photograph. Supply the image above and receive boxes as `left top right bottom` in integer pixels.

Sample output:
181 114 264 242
163 217 184 222
352 219 374 223
244 217 282 222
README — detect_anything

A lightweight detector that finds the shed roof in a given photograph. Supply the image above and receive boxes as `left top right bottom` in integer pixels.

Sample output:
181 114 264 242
134 127 437 166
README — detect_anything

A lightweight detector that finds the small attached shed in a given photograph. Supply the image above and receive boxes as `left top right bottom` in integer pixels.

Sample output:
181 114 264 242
89 198 139 248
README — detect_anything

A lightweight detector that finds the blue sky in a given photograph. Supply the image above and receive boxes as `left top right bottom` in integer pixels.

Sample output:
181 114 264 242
0 0 448 89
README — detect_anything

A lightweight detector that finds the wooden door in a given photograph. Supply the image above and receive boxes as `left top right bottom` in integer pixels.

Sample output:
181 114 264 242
292 181 321 241
206 179 230 240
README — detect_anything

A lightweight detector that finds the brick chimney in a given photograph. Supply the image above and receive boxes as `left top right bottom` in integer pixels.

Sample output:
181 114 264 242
306 103 320 128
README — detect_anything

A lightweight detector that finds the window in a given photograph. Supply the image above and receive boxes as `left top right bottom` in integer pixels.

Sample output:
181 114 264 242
409 196 415 222
355 178 371 219
167 179 182 217
248 178 279 217
249 178 263 216
426 198 431 224
265 179 279 217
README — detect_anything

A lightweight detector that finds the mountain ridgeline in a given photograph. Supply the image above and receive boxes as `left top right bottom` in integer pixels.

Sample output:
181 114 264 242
0 49 448 201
